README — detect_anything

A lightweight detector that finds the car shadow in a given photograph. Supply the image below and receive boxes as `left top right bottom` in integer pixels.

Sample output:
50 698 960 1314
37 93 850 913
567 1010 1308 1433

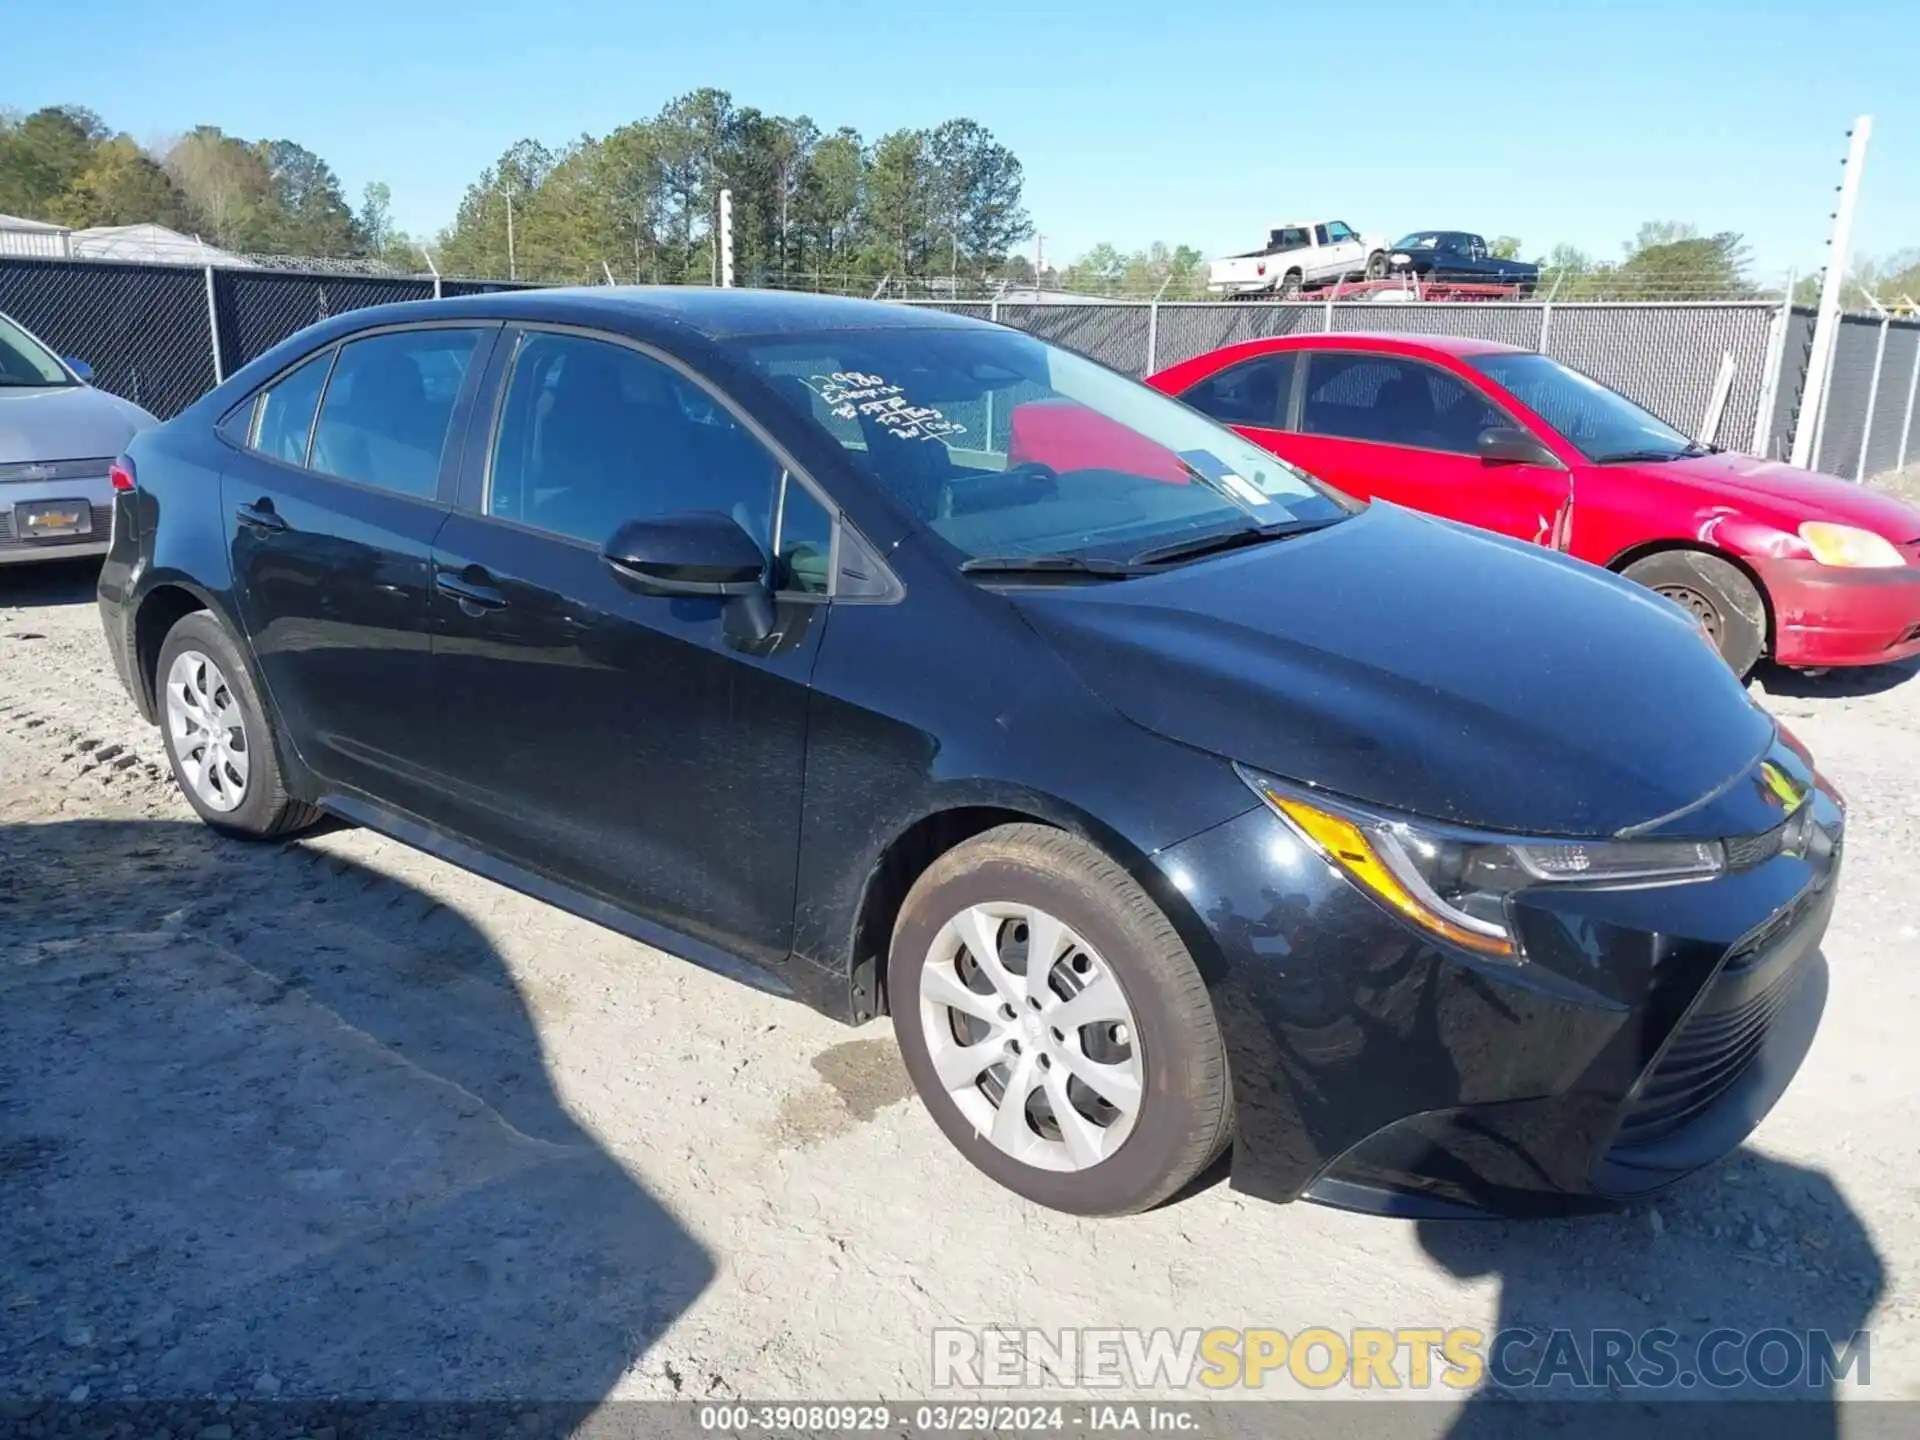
1755 657 1919 699
0 818 714 1409
1416 1149 1883 1434
0 556 104 610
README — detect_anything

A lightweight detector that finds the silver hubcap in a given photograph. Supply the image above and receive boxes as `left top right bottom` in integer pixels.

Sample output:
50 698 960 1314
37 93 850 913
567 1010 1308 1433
164 650 250 813
918 902 1144 1172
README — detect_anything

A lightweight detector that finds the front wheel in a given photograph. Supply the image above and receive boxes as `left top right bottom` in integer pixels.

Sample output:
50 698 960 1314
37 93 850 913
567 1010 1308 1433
1621 550 1767 679
888 824 1232 1215
1365 250 1388 279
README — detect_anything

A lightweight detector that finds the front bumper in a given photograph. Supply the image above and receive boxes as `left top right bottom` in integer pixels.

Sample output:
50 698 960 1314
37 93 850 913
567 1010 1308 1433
1752 555 1920 668
0 471 114 565
1156 740 1842 1217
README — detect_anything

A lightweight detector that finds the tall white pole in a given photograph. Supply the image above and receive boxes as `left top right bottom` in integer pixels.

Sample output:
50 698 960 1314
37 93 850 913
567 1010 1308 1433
719 188 735 288
505 192 516 282
1791 116 1872 469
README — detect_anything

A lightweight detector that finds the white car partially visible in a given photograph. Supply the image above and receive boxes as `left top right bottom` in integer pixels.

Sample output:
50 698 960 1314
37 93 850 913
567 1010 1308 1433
0 310 157 566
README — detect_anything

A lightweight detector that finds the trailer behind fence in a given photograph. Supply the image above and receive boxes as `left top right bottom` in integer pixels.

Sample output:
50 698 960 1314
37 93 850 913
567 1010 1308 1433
2 254 1915 480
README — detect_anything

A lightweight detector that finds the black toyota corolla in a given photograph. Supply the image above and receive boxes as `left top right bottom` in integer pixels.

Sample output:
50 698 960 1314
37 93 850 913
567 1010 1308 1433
97 289 1841 1217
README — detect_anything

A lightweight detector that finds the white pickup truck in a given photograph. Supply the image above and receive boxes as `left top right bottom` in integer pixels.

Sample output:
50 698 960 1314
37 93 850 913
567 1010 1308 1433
1207 220 1390 298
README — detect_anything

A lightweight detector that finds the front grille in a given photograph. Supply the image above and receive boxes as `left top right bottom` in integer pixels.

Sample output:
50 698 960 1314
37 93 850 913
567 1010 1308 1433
0 502 112 550
1612 965 1800 1147
1723 822 1785 870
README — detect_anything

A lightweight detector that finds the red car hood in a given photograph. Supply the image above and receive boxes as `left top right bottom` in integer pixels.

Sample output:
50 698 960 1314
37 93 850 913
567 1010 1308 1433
1655 452 1920 540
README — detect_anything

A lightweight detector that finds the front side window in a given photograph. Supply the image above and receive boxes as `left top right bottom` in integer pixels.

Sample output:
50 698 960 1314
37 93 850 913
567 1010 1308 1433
310 328 483 497
1301 353 1508 455
1469 352 1696 463
734 326 1352 567
250 350 333 466
1181 354 1295 428
488 332 790 559
0 312 74 388
1327 222 1356 243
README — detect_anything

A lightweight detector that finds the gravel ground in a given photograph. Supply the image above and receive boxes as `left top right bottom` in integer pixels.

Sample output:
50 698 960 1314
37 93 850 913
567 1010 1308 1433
2 557 1917 1426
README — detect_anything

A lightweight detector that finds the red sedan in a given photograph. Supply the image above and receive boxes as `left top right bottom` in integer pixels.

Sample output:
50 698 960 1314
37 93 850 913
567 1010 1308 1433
1147 334 1920 674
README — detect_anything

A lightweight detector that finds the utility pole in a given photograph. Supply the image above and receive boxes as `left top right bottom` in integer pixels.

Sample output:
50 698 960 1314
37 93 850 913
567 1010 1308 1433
1792 115 1872 470
504 189 516 282
1034 233 1046 289
718 188 735 288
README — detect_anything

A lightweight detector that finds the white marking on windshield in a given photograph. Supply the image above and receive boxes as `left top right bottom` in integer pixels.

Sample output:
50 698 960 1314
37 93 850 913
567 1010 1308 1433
803 371 968 443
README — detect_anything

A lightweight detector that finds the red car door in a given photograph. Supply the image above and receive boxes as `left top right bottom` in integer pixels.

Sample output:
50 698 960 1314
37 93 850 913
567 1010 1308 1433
1278 350 1572 548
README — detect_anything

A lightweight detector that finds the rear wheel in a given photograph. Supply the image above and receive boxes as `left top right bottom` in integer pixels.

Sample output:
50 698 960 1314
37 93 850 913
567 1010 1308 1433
888 824 1232 1215
157 611 321 839
1621 550 1767 678
1277 269 1303 300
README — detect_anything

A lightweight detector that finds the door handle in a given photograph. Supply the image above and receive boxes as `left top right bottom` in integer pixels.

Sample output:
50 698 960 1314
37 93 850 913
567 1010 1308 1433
235 500 286 533
434 569 508 613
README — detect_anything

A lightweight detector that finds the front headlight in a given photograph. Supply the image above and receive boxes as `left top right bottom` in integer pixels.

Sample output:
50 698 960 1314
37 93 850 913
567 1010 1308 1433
1237 767 1724 959
1798 521 1905 569
1390 252 1412 265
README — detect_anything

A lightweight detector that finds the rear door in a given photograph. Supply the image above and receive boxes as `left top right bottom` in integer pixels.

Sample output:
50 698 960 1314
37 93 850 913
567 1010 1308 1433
1176 350 1299 455
427 327 834 970
1282 350 1571 545
220 322 496 815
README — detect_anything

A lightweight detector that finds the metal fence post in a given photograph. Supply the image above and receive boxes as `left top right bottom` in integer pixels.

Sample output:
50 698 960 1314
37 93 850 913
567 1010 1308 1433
989 300 1000 326
1899 327 1920 470
1856 317 1891 480
1750 293 1792 457
1537 302 1553 354
203 265 224 384
1322 291 1335 332
1145 301 1159 374
1793 116 1872 468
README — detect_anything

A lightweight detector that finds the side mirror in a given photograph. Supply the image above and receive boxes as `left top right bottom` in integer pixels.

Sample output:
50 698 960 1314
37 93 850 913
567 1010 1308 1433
1476 426 1558 467
65 358 94 384
602 511 768 598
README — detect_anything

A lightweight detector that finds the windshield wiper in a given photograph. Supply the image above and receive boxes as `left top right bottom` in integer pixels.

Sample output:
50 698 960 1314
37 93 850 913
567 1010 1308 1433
1595 442 1713 464
958 554 1144 580
1129 518 1338 568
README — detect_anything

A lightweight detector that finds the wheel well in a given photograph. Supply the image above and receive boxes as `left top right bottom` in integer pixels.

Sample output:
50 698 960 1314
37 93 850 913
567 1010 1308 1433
134 585 208 714
1607 540 1775 651
854 806 1053 1018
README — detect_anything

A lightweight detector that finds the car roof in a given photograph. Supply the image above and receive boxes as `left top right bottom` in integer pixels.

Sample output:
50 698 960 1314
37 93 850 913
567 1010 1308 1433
409 286 998 341
1253 332 1523 358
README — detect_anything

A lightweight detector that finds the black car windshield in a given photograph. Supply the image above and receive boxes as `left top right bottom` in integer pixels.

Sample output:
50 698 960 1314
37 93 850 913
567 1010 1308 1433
1393 233 1465 251
0 313 75 388
732 326 1354 565
1468 352 1697 463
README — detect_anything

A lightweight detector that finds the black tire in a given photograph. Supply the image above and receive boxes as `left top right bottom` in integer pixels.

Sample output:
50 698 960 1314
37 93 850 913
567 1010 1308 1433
1621 550 1767 678
1277 269 1303 300
1365 250 1388 279
888 823 1232 1215
155 610 321 840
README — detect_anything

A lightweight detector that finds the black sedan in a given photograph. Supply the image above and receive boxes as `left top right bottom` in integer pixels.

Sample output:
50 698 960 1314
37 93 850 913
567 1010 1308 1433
97 289 1838 1217
1387 231 1541 291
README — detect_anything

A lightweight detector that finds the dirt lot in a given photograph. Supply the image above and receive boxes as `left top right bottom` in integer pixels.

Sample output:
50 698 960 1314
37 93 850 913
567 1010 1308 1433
3 557 1917 1423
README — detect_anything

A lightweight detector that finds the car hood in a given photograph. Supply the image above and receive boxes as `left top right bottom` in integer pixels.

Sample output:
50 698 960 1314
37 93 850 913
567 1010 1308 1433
1010 504 1774 838
1654 452 1920 540
0 385 157 466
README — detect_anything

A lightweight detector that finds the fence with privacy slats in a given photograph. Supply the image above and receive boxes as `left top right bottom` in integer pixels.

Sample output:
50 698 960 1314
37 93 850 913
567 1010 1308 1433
3 254 1915 480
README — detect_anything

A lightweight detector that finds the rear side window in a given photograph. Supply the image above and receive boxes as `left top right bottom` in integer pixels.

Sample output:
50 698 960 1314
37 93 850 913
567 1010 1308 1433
1301 353 1508 455
309 328 483 498
1181 354 1295 428
250 350 333 465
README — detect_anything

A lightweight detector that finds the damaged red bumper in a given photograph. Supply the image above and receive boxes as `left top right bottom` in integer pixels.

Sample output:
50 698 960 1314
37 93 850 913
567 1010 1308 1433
1752 556 1920 668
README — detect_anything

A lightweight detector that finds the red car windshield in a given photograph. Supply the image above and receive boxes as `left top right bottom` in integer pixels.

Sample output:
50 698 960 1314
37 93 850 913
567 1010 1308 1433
735 326 1352 565
1469 352 1701 464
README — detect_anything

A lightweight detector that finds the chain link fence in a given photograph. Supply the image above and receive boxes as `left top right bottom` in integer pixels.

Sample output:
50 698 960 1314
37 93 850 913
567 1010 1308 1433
4 253 1915 481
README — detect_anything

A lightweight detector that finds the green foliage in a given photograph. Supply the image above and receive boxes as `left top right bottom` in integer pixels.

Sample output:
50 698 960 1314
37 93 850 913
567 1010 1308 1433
0 104 383 261
434 91 1030 287
1534 222 1758 301
1489 235 1523 260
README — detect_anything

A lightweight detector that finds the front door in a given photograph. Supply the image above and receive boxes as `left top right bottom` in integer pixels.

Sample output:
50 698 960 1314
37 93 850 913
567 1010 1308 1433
429 329 836 970
220 323 495 814
1282 350 1572 547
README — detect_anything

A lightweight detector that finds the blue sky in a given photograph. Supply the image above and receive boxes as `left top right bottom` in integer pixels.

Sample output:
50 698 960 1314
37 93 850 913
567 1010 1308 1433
4 0 1916 281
